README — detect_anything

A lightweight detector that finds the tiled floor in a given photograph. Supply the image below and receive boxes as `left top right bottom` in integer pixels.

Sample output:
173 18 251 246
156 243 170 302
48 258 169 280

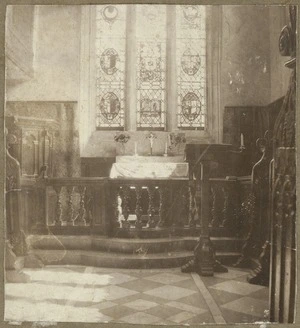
5 265 270 325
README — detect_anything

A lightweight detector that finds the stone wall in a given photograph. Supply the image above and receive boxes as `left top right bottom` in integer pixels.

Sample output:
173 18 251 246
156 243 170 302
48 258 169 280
5 5 290 160
6 5 80 101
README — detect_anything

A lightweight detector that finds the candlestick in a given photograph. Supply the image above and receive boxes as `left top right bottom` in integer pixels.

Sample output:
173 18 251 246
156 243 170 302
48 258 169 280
240 133 244 148
164 141 168 157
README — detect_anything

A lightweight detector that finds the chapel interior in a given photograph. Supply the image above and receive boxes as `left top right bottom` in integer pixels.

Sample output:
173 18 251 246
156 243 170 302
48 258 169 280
4 4 297 325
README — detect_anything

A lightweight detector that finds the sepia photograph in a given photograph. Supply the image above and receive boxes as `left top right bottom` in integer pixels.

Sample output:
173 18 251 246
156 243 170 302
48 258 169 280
4 3 297 325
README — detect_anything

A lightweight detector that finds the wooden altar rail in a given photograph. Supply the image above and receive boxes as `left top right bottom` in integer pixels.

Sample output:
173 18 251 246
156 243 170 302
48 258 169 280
208 177 252 238
20 177 110 235
109 178 190 234
109 176 252 238
19 176 252 238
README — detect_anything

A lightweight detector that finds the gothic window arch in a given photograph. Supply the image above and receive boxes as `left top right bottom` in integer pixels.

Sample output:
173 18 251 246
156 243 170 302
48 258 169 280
80 5 221 142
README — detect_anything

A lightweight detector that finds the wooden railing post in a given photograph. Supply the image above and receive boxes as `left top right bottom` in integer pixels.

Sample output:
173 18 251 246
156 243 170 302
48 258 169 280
157 185 167 227
31 179 48 234
182 143 234 276
135 185 143 229
121 185 130 229
188 180 196 228
65 186 74 226
6 146 28 256
147 185 156 228
53 186 63 226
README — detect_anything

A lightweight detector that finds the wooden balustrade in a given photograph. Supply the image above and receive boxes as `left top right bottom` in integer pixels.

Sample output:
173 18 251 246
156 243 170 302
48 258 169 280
19 175 251 240
20 177 109 235
208 178 246 236
48 178 108 234
109 179 190 235
108 177 251 239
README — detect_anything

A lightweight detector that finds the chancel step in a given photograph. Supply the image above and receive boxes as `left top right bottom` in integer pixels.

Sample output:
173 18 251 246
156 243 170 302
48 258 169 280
26 235 242 268
27 249 241 269
27 235 244 253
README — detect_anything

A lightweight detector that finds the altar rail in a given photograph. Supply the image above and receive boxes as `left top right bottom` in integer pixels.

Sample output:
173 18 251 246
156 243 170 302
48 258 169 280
20 177 110 235
109 178 191 237
208 177 252 237
19 176 252 239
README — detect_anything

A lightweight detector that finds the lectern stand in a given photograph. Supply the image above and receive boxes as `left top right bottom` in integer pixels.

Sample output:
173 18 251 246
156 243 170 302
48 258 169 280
182 143 234 276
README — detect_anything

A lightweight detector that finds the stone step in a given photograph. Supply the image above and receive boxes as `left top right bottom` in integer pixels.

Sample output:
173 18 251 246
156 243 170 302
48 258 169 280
27 249 241 269
47 226 237 238
27 235 244 254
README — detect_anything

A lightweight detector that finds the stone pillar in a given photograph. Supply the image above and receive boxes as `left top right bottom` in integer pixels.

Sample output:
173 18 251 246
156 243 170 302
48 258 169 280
126 5 137 131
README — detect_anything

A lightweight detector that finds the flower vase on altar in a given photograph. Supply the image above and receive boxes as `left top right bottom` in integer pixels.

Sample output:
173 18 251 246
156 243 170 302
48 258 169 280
169 132 186 155
114 132 130 156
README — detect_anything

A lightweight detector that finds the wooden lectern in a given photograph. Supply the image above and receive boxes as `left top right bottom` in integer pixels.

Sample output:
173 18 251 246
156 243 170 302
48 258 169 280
182 143 235 276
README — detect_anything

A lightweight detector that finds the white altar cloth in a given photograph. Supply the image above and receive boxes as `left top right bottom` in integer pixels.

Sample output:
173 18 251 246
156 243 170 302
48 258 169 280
110 162 189 179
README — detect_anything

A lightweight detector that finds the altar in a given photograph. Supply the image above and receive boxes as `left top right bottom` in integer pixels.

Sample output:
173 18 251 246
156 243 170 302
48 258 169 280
109 156 189 179
108 155 189 235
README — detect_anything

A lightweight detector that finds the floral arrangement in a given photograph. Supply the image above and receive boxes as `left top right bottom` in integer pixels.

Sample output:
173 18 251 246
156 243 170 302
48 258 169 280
114 132 130 144
169 132 186 148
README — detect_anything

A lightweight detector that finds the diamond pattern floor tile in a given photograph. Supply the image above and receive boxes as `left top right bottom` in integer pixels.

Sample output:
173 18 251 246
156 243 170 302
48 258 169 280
124 299 158 311
167 311 197 323
172 277 200 290
183 311 215 324
208 288 244 306
145 272 190 284
5 299 113 323
210 280 265 296
145 304 182 319
88 301 117 310
247 286 270 299
200 276 228 287
176 291 208 309
5 265 270 325
100 304 134 320
118 278 164 292
119 311 161 324
98 285 138 301
221 296 269 317
166 301 208 315
144 285 197 301
103 272 138 285
115 292 167 306
220 307 263 324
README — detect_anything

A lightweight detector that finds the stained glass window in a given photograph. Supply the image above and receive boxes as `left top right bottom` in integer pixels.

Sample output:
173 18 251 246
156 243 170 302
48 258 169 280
176 5 206 129
136 5 167 130
94 5 207 131
95 5 126 130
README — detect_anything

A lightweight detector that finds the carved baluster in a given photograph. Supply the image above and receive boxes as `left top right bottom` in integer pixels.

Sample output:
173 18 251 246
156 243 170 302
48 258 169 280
111 186 121 230
194 176 201 228
231 183 240 234
73 186 87 226
222 184 230 228
66 186 74 226
135 185 143 229
147 185 156 228
121 185 130 229
234 190 256 267
84 187 93 226
33 140 39 176
188 181 196 228
53 186 63 226
178 185 188 227
158 186 167 227
43 131 51 178
210 184 218 227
